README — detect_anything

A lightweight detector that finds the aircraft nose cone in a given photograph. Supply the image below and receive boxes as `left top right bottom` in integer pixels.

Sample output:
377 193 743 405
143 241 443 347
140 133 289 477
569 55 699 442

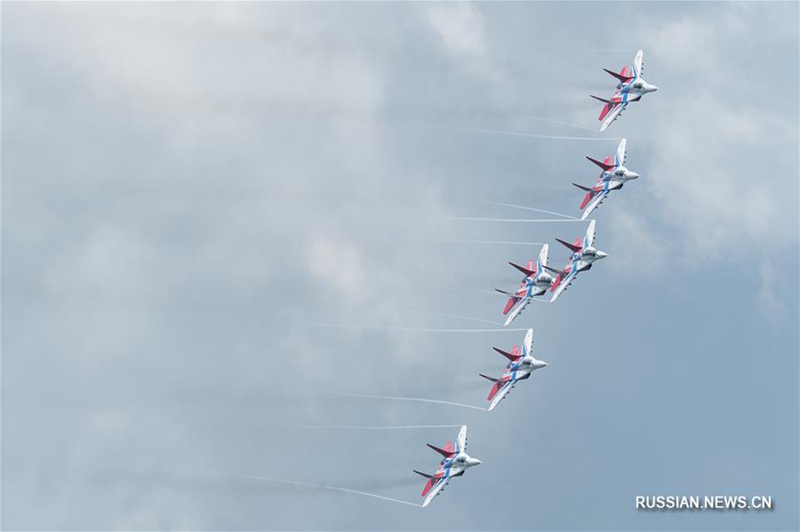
629 172 640 180
650 85 658 92
596 251 608 259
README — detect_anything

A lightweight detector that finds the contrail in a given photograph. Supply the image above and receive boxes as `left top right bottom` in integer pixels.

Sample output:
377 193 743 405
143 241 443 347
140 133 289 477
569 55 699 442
416 310 502 326
299 424 463 430
225 473 422 508
452 287 551 303
526 115 600 133
458 287 506 297
478 201 579 220
270 322 526 333
425 216 585 223
323 391 488 412
436 125 619 141
389 235 546 246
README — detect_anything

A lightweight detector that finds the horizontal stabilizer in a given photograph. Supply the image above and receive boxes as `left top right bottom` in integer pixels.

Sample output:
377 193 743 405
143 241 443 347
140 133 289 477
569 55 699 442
590 95 610 104
572 182 593 192
479 373 499 383
509 261 535 277
413 470 432 479
492 347 521 361
495 288 520 299
556 237 582 253
603 67 633 83
544 265 564 276
427 443 455 458
586 156 615 171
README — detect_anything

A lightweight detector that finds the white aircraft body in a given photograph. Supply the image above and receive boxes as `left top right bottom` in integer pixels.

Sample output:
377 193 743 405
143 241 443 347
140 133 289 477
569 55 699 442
414 425 481 508
573 138 640 220
592 50 658 132
546 220 608 302
496 244 555 326
479 329 547 411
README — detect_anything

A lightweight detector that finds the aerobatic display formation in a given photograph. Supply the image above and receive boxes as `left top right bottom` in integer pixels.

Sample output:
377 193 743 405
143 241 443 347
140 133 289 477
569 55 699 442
413 49 658 507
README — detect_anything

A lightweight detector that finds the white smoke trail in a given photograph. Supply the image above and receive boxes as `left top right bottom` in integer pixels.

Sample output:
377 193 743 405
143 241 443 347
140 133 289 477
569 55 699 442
390 235 546 246
299 424 463 430
526 115 600 133
426 216 585 223
478 201 578 220
225 473 422 508
270 322 527 333
415 310 501 326
436 125 619 141
458 287 506 297
324 391 488 412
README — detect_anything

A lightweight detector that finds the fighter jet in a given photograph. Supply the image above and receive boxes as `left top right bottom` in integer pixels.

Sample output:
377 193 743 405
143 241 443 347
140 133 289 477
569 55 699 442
545 220 607 302
592 49 658 132
573 138 639 220
413 425 481 508
495 244 555 326
479 328 547 411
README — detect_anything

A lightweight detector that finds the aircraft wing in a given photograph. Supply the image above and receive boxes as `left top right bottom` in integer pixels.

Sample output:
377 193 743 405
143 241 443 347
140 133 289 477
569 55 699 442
585 219 597 247
488 379 516 411
422 476 449 508
580 189 610 220
522 328 533 357
633 49 644 78
456 425 467 452
503 296 530 327
599 101 626 132
615 138 627 166
550 268 580 303
537 243 549 270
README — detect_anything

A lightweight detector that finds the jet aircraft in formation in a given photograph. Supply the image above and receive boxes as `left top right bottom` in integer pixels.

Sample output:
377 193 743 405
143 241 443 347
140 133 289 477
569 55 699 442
414 425 481 508
496 219 608 309
592 49 658 132
496 244 554 327
573 138 639 220
546 220 607 302
479 328 547 411
411 49 656 509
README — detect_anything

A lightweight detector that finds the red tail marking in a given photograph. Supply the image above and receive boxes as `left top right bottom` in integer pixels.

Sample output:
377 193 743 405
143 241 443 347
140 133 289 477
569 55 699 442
444 442 454 454
551 275 563 292
573 237 583 248
580 192 595 210
502 297 516 315
603 156 612 166
487 382 503 401
421 478 435 496
510 345 519 358
598 102 613 121
620 66 629 78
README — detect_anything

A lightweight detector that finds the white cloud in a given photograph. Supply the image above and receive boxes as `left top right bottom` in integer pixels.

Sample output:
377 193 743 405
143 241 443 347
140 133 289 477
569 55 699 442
427 3 487 55
623 6 798 262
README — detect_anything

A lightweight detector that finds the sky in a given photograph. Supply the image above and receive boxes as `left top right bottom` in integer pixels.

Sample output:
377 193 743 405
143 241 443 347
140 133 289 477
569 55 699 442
2 2 798 530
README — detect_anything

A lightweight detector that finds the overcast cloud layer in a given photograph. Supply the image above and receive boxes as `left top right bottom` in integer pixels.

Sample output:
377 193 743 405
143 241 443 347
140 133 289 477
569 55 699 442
2 2 798 530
